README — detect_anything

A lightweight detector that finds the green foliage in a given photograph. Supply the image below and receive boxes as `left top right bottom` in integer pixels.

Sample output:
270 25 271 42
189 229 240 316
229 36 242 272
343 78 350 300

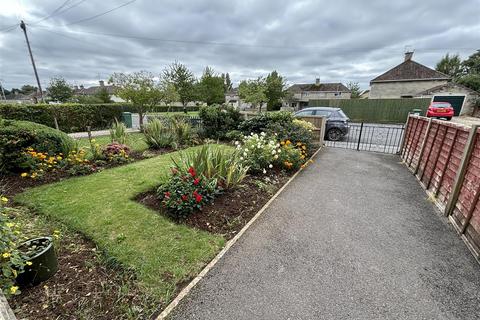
239 111 294 133
435 53 462 78
0 202 27 297
110 119 128 144
225 130 243 141
237 133 281 173
347 81 361 98
71 95 104 104
102 143 131 164
157 167 218 219
172 144 248 189
308 98 431 123
47 77 73 102
0 119 75 173
197 67 225 105
275 142 304 171
170 116 192 146
238 77 267 111
143 118 175 149
265 71 286 110
109 71 162 127
457 74 480 92
222 73 233 92
94 87 113 103
163 62 196 108
0 103 200 133
199 104 242 139
461 49 480 74
159 81 180 111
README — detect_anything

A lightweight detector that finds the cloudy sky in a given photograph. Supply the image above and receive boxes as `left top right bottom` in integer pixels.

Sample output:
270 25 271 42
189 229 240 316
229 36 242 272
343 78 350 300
0 0 479 90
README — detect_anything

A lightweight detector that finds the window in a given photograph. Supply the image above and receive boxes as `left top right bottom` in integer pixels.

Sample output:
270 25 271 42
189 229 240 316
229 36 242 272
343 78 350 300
315 110 332 117
296 110 315 116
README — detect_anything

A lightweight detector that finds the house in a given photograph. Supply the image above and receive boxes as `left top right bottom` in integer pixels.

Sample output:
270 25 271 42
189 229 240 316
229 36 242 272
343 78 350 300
286 79 351 109
225 88 262 110
74 80 125 102
359 89 370 99
370 52 479 115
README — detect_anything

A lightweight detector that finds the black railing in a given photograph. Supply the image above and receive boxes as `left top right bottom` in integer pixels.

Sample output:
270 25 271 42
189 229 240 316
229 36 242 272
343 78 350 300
325 123 405 154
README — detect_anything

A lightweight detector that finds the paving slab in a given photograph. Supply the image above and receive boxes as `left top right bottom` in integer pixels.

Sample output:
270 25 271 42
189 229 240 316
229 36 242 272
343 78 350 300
169 148 480 320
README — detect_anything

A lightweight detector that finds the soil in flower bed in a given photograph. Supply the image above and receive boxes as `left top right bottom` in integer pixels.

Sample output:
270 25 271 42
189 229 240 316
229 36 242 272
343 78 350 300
1 148 172 198
7 225 158 320
135 171 292 240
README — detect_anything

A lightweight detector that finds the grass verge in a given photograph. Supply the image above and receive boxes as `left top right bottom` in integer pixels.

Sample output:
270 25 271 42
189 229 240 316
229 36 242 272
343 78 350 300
14 146 225 307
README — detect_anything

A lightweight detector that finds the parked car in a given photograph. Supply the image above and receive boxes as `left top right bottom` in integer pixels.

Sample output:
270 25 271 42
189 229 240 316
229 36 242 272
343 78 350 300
294 107 350 141
426 102 454 120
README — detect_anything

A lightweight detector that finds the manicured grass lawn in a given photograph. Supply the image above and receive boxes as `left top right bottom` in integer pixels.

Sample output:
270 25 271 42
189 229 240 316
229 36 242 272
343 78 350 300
149 111 199 117
76 132 149 153
15 146 225 304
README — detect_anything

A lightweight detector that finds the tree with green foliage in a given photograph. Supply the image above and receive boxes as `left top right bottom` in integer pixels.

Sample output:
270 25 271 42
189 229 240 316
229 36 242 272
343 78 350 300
163 62 196 112
222 73 233 92
347 81 361 99
20 85 37 95
159 79 180 112
461 50 480 74
457 74 480 92
197 67 225 105
435 53 462 78
109 71 162 129
47 77 73 102
265 71 286 110
238 77 267 112
94 87 112 103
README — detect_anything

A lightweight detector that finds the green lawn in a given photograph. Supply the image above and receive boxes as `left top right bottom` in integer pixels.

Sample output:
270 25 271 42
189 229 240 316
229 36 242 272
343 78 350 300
15 147 225 303
76 132 149 153
148 111 199 117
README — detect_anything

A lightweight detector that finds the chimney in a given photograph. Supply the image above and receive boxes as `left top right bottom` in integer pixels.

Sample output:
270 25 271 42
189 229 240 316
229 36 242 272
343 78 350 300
315 78 320 85
404 51 414 61
99 80 104 87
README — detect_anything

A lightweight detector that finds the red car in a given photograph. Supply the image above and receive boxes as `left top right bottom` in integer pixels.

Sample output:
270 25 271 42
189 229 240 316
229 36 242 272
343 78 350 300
426 102 454 120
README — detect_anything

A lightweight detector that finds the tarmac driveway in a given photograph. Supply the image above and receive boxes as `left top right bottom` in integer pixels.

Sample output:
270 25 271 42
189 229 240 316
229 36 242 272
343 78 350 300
169 148 480 320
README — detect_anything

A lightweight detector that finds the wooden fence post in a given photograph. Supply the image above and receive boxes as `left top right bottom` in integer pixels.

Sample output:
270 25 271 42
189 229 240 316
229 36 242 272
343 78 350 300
413 118 432 175
444 125 479 217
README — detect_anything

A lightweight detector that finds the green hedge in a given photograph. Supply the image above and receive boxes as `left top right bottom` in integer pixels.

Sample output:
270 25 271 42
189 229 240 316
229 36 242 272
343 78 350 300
0 103 200 133
308 98 431 123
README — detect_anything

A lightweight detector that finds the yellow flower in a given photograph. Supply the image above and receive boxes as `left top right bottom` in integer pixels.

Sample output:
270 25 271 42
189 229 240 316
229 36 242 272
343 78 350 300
21 172 28 178
6 222 14 228
1 196 8 204
2 252 11 258
26 261 32 266
56 156 63 160
10 286 19 294
302 145 306 150
285 140 291 145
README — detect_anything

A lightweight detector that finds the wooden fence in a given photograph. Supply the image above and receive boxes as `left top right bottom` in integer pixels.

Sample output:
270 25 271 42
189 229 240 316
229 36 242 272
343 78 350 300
401 115 480 259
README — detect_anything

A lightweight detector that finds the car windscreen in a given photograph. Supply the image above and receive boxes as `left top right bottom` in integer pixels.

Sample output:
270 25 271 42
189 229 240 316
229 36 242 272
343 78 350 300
336 110 348 119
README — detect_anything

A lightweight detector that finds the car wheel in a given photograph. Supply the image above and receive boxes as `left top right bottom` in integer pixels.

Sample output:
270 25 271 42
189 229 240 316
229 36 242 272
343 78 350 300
327 128 343 141
446 117 452 121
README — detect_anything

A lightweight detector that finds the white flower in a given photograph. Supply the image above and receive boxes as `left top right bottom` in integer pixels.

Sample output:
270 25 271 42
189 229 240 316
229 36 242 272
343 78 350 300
245 148 248 152
271 150 276 155
243 152 247 157
269 164 273 168
235 141 240 145
240 157 244 160
274 154 279 159
262 168 267 174
260 132 266 136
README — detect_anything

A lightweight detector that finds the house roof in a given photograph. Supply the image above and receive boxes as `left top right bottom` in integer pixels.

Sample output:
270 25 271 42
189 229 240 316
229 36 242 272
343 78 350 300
74 84 117 95
288 82 350 93
416 82 480 96
371 60 450 83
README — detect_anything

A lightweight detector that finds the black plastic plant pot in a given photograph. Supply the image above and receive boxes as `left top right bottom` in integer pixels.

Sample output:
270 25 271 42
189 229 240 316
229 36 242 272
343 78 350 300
16 237 58 287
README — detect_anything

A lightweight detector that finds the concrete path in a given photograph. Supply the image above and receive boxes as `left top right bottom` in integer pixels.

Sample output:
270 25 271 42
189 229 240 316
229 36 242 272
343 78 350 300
68 128 139 139
169 148 480 320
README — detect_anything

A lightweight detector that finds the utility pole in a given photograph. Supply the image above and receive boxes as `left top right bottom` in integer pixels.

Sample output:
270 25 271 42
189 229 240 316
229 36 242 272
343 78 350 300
20 20 43 102
0 80 6 100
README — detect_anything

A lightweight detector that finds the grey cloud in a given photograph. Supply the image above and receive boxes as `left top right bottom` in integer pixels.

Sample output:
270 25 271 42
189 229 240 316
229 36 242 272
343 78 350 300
0 0 479 90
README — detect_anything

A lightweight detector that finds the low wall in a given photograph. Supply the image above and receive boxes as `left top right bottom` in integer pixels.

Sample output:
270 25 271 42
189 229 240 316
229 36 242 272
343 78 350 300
401 115 480 259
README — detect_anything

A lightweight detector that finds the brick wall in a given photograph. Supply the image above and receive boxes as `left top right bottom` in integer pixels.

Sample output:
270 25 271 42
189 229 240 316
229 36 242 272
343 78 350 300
401 115 480 257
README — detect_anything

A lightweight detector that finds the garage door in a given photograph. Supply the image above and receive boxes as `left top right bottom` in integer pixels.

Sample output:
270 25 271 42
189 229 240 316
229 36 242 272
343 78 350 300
433 95 465 116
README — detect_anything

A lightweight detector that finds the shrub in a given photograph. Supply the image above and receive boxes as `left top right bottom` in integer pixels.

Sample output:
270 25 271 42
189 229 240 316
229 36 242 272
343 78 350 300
238 111 293 134
66 149 97 175
276 142 304 170
170 116 192 146
143 118 175 149
110 119 128 144
157 167 217 219
293 119 316 131
103 143 131 164
20 148 65 179
0 119 75 173
225 130 243 141
0 197 27 297
199 105 242 139
172 145 248 189
237 133 281 174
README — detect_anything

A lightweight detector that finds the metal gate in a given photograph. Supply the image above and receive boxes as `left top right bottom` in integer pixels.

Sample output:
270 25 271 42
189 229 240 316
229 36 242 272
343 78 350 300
325 122 405 154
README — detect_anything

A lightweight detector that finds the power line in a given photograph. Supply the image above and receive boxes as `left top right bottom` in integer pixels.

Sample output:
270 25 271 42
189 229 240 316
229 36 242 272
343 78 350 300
64 0 137 26
32 0 73 25
30 0 88 25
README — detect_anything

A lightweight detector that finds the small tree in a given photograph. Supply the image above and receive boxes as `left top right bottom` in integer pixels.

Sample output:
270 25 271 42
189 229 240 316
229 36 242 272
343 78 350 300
47 77 73 102
238 77 267 112
222 73 233 92
109 71 162 129
159 80 180 112
94 87 112 103
436 53 462 78
163 62 196 112
265 71 286 110
461 50 480 74
347 82 361 99
198 67 225 105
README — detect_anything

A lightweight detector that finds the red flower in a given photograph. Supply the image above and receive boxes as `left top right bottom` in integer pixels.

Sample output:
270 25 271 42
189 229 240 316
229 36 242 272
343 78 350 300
188 167 196 177
193 190 202 203
164 191 171 199
193 178 200 185
181 194 188 201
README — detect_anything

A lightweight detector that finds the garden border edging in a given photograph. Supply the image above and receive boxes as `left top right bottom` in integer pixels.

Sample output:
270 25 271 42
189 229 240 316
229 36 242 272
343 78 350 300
155 145 324 320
